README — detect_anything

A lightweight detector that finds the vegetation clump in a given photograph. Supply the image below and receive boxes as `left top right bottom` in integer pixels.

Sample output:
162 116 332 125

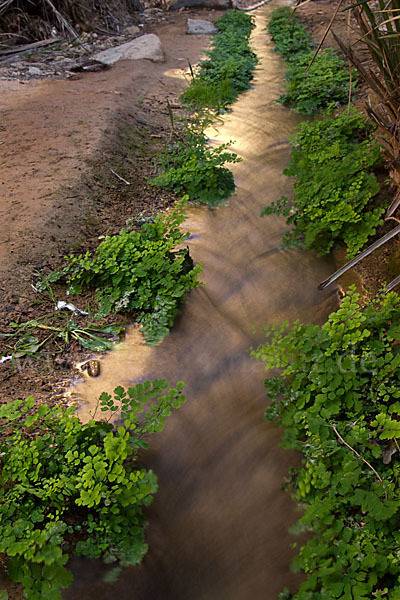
181 10 258 111
151 115 241 207
268 7 356 114
279 49 357 115
252 288 400 599
267 6 313 61
0 380 185 600
261 108 383 258
153 11 257 207
45 200 202 345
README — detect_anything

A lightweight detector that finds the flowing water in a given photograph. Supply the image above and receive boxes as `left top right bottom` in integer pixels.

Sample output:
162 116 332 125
65 3 339 597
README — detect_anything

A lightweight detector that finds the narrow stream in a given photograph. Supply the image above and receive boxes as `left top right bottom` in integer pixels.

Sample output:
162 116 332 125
65 3 338 598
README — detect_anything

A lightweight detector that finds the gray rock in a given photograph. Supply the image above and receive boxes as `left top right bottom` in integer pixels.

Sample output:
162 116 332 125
27 66 42 75
171 0 230 9
187 19 218 34
93 34 164 65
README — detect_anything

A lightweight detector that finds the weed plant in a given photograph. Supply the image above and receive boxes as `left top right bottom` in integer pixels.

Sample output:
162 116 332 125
252 288 400 599
1 309 122 365
279 49 357 115
44 200 202 345
262 109 383 257
150 114 241 207
268 7 356 114
0 380 185 600
181 11 258 111
267 6 313 62
153 11 256 206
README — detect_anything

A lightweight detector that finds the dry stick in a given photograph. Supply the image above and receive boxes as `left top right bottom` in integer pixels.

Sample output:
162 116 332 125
42 0 78 38
291 0 314 15
387 188 400 218
0 0 15 17
332 424 384 484
383 273 400 294
110 168 131 186
318 223 400 289
347 57 353 111
332 31 386 103
386 215 400 225
0 38 61 56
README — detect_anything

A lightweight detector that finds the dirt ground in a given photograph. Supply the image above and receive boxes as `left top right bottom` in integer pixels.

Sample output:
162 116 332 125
0 7 225 407
0 10 215 293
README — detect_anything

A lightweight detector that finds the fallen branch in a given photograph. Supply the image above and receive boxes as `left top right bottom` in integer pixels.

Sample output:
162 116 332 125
318 223 400 290
0 37 61 56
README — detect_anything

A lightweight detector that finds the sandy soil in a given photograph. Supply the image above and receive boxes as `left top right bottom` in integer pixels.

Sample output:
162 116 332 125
0 10 219 295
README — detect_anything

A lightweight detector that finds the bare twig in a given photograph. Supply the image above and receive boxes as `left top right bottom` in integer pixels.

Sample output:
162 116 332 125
333 424 384 484
42 0 78 38
110 168 131 185
0 0 16 17
383 273 400 294
385 215 400 224
0 38 61 56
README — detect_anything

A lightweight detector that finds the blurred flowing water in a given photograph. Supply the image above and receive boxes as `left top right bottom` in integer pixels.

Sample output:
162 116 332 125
65 3 338 598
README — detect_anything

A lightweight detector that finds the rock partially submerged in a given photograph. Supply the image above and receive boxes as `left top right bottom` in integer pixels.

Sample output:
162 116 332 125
93 34 165 65
187 19 218 34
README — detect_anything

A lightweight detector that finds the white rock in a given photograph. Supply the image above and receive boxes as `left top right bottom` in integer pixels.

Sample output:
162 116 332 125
27 66 42 75
187 19 217 34
93 34 164 64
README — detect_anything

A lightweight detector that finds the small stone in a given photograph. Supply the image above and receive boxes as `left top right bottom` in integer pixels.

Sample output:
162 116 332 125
382 441 397 464
27 66 42 76
171 0 230 9
83 359 101 377
126 25 140 35
187 18 218 34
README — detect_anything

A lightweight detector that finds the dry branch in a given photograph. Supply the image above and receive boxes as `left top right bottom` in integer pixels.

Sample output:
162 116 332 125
318 223 400 290
0 37 61 55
